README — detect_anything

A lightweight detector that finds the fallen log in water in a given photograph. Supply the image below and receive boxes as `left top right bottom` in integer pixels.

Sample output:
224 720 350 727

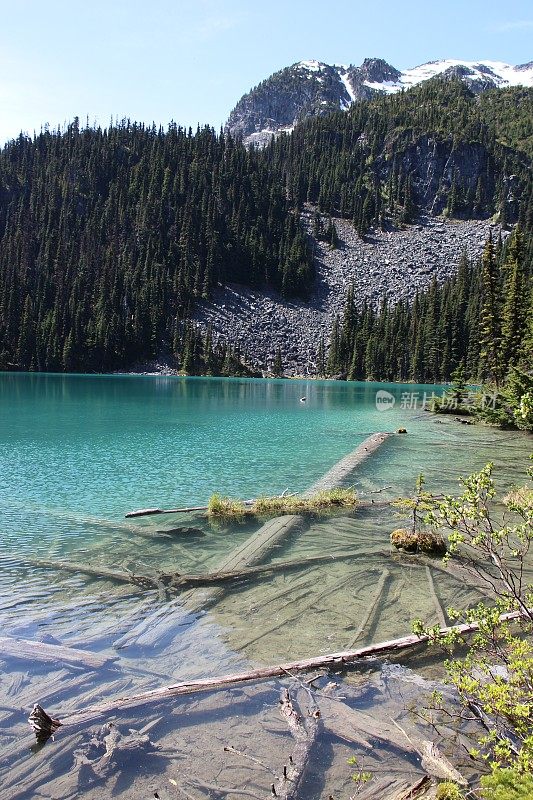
29 548 386 597
29 558 159 589
114 435 396 647
124 433 393 518
113 514 306 648
31 609 527 734
0 636 117 671
302 432 391 496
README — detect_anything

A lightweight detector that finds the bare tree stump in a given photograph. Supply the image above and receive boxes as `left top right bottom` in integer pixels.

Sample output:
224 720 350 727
28 703 62 742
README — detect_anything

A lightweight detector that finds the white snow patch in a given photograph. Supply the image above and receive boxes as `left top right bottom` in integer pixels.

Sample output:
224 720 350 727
298 60 322 73
338 69 357 107
369 59 533 92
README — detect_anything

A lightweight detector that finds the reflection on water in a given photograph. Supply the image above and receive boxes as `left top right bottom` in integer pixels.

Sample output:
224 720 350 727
0 374 531 798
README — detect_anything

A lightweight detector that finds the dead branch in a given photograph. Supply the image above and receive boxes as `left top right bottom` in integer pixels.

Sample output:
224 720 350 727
272 688 320 799
223 745 277 776
28 557 159 589
347 568 391 647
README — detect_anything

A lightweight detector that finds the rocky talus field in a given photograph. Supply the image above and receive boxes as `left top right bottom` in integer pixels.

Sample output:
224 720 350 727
193 213 500 376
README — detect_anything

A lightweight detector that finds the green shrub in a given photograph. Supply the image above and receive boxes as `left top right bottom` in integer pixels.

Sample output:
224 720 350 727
480 766 533 800
436 782 464 800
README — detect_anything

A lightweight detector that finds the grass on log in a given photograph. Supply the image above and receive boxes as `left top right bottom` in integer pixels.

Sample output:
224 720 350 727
207 488 358 518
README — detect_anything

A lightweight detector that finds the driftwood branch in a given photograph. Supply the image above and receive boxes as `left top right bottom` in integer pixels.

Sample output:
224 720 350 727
0 636 116 670
30 609 528 737
347 568 390 647
272 688 320 800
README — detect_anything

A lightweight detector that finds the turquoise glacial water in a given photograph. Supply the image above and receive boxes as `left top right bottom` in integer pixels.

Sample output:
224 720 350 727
0 372 530 560
0 371 531 792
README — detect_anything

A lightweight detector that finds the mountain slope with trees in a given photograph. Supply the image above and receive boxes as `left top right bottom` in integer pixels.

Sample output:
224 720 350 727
0 121 312 372
0 79 531 374
324 225 532 387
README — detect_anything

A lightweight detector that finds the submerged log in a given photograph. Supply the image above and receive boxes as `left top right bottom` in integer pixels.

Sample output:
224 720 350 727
302 432 391 496
31 609 528 734
29 558 158 589
392 551 499 600
168 547 386 589
346 568 391 647
114 514 306 648
239 570 371 651
0 636 117 670
272 688 320 800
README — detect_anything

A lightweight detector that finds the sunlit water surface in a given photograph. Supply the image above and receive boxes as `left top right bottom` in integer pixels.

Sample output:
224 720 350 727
0 374 531 799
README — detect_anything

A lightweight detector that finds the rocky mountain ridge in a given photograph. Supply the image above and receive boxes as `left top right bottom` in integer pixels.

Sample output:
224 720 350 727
226 57 533 146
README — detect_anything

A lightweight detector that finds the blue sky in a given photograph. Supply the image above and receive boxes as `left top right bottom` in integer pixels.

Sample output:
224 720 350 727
0 0 531 145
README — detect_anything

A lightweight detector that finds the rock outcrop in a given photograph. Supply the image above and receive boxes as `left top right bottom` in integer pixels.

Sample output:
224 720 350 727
193 213 501 376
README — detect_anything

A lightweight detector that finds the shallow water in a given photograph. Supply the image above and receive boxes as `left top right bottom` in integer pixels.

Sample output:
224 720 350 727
0 373 531 799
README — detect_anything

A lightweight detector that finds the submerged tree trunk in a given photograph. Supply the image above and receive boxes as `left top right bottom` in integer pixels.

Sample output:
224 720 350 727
30 609 527 737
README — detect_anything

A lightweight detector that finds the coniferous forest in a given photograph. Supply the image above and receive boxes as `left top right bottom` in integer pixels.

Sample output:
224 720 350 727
0 78 531 377
0 122 312 372
323 226 532 385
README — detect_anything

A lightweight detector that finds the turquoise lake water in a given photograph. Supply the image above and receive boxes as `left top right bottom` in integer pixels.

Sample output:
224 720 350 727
1 373 532 799
0 373 530 559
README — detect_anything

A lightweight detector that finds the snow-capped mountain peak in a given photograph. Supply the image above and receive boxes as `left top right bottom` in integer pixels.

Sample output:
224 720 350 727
368 59 533 94
225 57 533 146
